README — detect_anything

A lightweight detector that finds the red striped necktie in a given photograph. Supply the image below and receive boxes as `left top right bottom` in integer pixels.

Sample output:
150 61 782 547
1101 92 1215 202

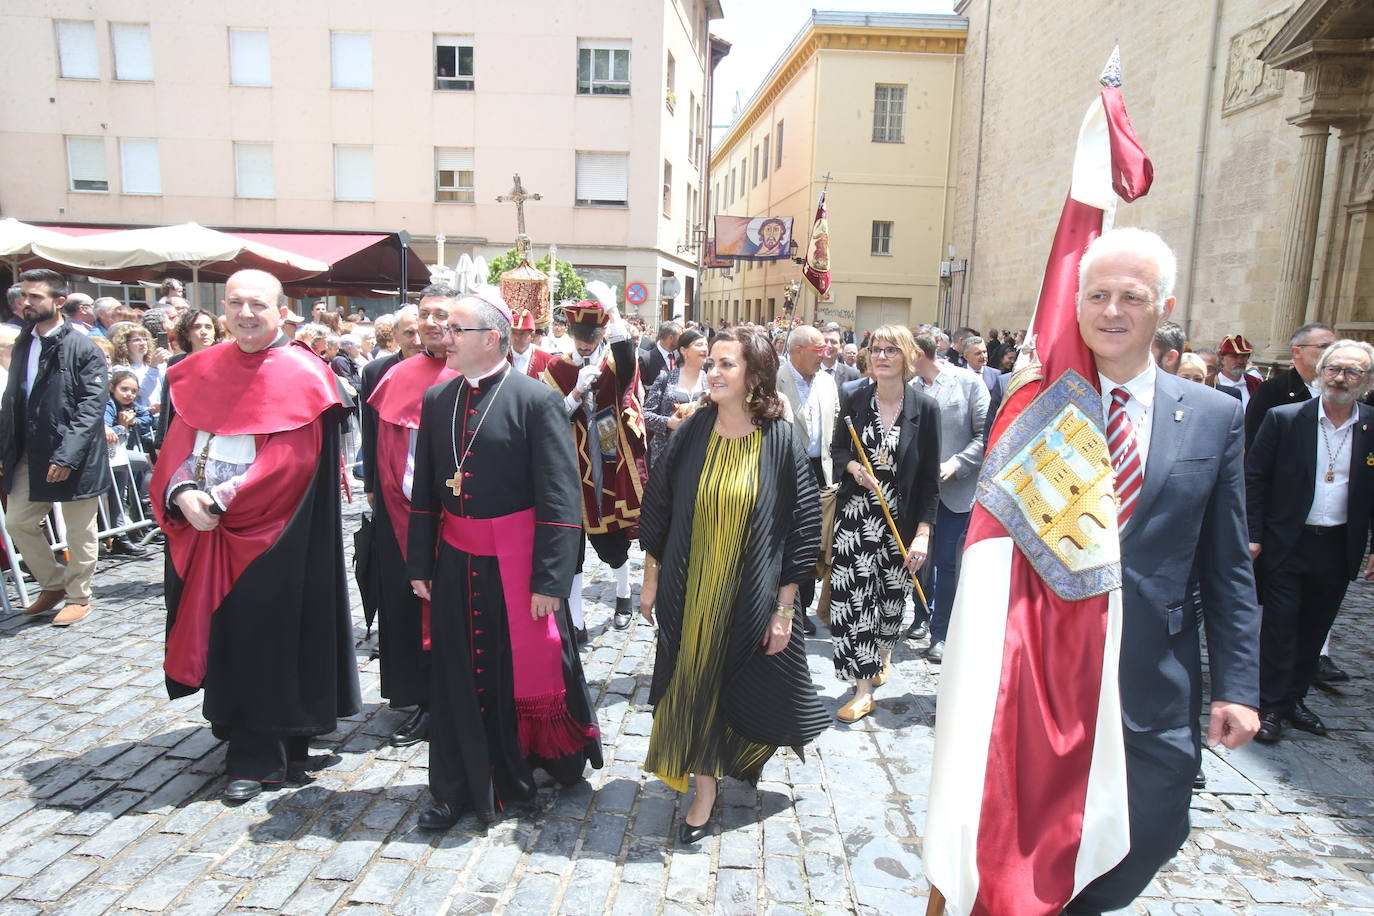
1107 387 1143 526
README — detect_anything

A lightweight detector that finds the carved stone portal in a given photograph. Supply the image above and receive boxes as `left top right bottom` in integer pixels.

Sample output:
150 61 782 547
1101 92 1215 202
1223 9 1290 117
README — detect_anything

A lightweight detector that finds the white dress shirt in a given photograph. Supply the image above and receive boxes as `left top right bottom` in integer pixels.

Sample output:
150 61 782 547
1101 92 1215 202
1098 361 1157 475
1306 400 1356 527
25 322 64 395
788 362 824 458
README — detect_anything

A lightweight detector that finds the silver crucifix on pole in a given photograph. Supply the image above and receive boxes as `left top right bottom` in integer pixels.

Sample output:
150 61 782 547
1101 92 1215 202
496 174 542 260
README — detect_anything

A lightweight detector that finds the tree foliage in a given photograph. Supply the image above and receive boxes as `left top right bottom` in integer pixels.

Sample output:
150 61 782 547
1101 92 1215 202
485 250 587 302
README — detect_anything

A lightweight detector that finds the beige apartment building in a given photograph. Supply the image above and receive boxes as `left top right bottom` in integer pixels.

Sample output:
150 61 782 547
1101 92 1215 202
952 0 1374 359
698 11 966 335
0 0 723 315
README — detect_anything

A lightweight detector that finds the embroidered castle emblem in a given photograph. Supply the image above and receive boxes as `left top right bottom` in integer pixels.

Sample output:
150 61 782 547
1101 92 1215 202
978 369 1122 600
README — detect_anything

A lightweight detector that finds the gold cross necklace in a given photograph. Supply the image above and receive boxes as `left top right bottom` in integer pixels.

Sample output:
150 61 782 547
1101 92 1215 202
446 367 510 497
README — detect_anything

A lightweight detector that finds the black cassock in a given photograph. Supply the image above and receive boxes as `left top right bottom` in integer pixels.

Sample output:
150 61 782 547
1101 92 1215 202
407 364 602 820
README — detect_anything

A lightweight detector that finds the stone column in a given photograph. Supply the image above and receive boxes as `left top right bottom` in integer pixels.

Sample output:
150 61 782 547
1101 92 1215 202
1267 119 1332 359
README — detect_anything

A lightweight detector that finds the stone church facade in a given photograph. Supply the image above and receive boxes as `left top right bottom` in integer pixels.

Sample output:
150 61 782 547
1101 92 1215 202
951 0 1373 362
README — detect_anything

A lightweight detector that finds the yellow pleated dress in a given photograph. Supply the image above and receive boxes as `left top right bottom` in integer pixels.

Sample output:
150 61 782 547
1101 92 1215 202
646 429 776 793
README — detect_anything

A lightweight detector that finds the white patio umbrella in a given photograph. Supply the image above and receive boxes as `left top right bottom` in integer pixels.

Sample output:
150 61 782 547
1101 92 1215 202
0 218 81 278
27 222 329 302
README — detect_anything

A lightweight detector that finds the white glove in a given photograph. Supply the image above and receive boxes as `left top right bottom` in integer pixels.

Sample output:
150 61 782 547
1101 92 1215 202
575 363 601 395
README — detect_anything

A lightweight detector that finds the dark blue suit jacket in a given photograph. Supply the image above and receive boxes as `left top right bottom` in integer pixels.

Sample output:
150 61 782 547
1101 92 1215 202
1119 371 1259 732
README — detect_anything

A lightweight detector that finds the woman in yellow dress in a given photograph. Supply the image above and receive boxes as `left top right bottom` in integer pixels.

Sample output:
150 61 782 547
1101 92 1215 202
638 328 827 844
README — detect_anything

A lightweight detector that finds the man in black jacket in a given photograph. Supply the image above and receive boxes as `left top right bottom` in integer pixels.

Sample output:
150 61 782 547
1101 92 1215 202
1246 339 1374 744
1245 322 1334 448
0 270 111 626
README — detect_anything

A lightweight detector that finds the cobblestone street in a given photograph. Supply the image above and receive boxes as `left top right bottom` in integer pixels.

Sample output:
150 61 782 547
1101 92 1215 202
0 501 1368 914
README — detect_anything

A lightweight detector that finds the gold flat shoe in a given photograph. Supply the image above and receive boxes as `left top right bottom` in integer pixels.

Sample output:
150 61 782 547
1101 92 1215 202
836 696 874 723
873 662 891 688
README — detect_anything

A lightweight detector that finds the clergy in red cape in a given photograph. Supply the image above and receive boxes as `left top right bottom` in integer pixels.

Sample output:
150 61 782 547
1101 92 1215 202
540 282 648 632
407 289 602 830
507 307 557 378
363 286 458 749
151 270 361 804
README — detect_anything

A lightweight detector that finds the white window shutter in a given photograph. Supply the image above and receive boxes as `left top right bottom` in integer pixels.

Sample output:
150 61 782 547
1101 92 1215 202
120 139 161 194
331 33 372 90
234 143 274 198
111 24 154 81
229 29 270 87
576 152 628 203
335 146 373 201
435 148 474 171
66 137 107 190
56 21 99 80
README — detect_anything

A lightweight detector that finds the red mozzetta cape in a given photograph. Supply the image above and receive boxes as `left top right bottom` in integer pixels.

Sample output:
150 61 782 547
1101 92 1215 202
367 353 456 649
151 339 343 687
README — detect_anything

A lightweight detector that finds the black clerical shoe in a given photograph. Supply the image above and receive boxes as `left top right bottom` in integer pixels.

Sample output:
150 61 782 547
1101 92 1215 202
574 627 588 646
1255 711 1284 744
389 708 430 747
904 620 930 641
1315 655 1351 687
802 616 817 636
1286 701 1328 737
224 778 282 802
612 596 633 630
418 802 464 830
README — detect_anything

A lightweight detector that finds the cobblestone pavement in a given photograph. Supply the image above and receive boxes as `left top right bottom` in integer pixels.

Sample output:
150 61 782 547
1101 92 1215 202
0 500 1369 914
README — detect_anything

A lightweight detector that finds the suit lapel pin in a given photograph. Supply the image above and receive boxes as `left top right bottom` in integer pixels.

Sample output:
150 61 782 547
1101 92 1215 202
1366 453 1374 466
1173 410 1184 422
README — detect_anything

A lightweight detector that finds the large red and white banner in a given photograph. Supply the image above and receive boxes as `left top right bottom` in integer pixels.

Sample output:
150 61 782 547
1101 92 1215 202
923 48 1155 916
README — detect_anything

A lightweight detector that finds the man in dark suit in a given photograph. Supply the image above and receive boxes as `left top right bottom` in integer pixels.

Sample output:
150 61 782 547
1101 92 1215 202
1245 339 1374 744
1065 229 1260 915
820 324 859 386
1243 322 1352 687
1245 322 1334 447
638 320 681 388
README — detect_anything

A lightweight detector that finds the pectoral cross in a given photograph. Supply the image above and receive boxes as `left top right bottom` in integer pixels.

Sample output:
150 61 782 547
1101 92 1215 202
445 473 463 497
496 173 542 243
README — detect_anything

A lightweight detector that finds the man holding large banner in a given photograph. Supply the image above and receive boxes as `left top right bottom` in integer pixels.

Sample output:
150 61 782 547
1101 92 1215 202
923 51 1259 916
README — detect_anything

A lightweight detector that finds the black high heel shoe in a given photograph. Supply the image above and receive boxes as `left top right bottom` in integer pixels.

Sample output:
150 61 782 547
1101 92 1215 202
678 795 719 845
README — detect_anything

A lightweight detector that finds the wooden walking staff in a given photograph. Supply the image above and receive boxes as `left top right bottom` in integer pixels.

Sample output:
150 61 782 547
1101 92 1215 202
843 416 931 615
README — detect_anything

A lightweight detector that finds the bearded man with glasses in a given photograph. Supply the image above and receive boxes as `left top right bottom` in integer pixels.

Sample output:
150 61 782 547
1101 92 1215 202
1246 339 1374 744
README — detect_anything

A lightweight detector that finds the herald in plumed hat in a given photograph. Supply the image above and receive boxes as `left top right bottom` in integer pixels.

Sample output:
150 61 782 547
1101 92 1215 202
1217 334 1253 356
561 280 618 331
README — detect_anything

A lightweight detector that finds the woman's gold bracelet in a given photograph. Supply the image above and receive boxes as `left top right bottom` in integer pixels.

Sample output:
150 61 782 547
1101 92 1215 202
645 559 660 570
774 603 795 619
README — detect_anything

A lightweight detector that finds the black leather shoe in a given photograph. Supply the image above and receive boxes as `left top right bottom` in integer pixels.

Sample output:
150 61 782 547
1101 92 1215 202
678 816 714 845
612 596 632 630
110 536 146 557
224 779 271 802
905 620 929 641
1286 701 1328 736
1315 655 1351 684
1255 711 1283 744
802 616 817 636
418 803 463 830
390 708 430 747
926 641 945 663
1192 767 1207 791
574 627 588 646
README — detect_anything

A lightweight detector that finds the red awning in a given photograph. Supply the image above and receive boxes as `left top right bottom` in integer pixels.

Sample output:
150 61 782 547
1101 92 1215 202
234 231 430 298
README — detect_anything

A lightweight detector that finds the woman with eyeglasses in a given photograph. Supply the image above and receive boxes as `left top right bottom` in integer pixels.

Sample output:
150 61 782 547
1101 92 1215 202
827 324 941 723
639 328 828 843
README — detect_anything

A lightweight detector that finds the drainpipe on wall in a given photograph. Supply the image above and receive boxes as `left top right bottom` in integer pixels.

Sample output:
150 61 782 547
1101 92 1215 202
959 0 991 330
1181 0 1224 338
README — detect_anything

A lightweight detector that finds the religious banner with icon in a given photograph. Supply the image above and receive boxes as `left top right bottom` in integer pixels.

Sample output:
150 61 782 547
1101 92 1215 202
712 215 794 260
803 189 831 296
703 239 733 268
